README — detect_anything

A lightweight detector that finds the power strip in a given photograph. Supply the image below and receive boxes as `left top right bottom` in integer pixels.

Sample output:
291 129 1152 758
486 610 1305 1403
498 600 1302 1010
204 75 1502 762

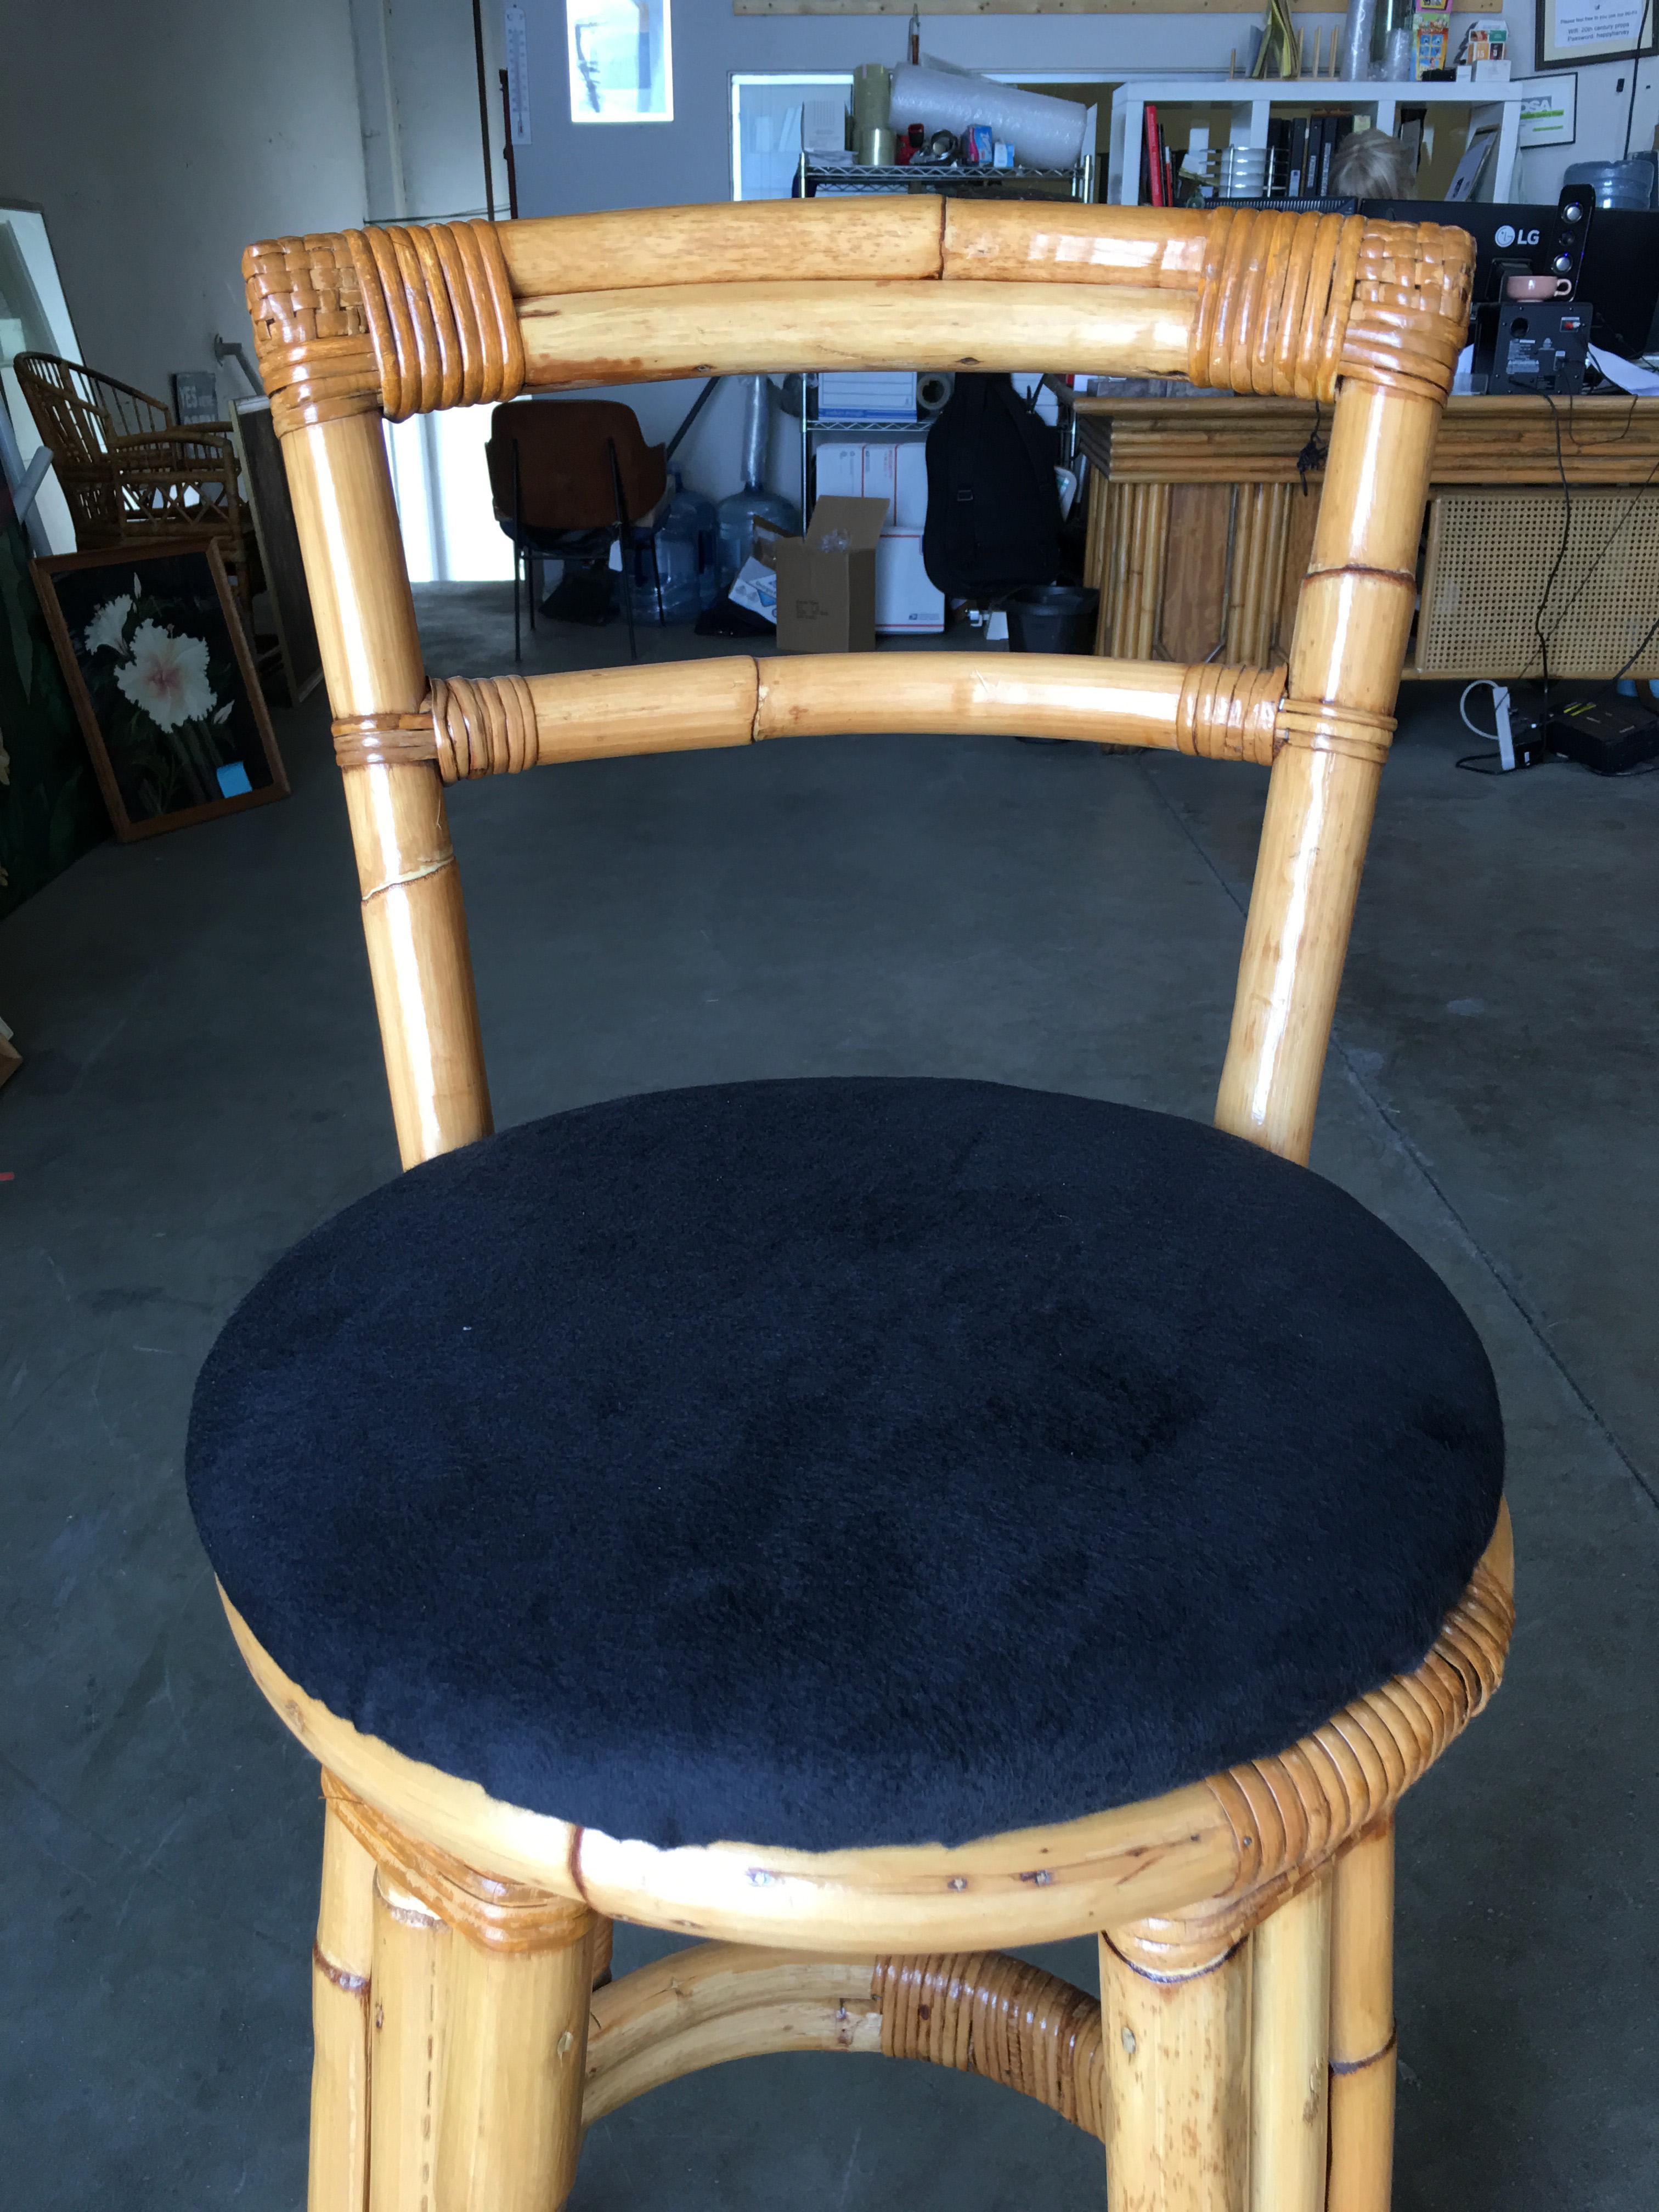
1487 684 1553 772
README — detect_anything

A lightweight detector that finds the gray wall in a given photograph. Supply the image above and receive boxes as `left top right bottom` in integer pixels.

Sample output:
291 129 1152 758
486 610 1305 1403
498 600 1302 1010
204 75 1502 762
506 3 1338 505
0 0 368 413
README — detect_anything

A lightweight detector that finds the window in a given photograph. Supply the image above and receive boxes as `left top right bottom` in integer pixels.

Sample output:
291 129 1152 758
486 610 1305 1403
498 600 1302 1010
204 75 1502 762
567 0 673 125
730 74 853 201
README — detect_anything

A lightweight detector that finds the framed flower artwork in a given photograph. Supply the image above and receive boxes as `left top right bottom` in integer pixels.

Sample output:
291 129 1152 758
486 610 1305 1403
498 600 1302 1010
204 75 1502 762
31 537 288 841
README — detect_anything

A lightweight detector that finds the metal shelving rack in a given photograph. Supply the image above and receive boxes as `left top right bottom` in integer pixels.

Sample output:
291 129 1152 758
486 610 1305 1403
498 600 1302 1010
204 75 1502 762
795 399 933 522
797 155 1094 201
793 148 1094 512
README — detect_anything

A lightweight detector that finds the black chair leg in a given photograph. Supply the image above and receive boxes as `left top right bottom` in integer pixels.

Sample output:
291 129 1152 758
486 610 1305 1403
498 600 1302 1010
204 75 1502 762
608 438 639 664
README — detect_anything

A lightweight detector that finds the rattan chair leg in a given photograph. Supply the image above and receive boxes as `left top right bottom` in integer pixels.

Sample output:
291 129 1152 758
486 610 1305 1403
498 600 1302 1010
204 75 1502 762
1248 1874 1331 2212
1100 1927 1251 2212
368 1869 451 2212
1327 1822 1396 2212
436 1914 596 2212
308 1793 376 2212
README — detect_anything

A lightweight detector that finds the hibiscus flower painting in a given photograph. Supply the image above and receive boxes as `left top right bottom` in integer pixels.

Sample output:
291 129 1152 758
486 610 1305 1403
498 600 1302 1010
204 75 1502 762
32 538 287 840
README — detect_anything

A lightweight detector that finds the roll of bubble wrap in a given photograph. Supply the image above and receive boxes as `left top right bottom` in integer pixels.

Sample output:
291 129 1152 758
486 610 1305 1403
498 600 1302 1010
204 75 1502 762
889 64 1087 172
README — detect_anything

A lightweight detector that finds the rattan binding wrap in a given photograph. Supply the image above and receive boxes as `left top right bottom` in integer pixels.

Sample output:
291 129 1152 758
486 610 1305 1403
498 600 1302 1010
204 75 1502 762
1176 662 1285 764
244 223 526 434
1114 1553 1513 1974
331 709 441 771
1274 699 1396 765
874 1951 1105 2137
427 674 539 779
321 1770 589 1955
1187 212 1471 405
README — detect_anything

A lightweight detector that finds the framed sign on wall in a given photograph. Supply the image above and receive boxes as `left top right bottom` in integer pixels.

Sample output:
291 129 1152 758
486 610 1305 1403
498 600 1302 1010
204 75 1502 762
1518 74 1578 141
1535 0 1655 71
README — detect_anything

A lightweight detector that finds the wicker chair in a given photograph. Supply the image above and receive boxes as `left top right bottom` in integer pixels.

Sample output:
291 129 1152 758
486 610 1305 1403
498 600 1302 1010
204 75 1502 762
12 353 256 618
187 203 1505 2212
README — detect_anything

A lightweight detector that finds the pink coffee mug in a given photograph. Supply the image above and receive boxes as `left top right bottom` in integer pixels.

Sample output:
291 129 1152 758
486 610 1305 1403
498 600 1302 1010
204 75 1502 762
1506 273 1573 301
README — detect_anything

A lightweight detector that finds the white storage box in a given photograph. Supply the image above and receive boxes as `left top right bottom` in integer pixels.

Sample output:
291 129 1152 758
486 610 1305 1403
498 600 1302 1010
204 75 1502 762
814 440 929 531
818 372 918 422
894 442 928 529
876 531 945 634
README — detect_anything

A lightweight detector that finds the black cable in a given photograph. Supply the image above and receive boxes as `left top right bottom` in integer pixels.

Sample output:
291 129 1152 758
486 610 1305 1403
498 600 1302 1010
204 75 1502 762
1511 396 1659 671
1530 393 1573 699
1454 751 1560 774
1623 13 1650 161
1611 606 1659 680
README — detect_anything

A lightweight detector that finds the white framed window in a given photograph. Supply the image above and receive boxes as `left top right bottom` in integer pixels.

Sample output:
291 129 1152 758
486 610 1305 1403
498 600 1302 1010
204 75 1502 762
567 0 673 125
730 74 853 200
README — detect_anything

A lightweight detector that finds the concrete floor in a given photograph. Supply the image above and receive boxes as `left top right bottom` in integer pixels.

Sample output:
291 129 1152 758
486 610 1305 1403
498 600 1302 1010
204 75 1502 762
2 588 1656 2210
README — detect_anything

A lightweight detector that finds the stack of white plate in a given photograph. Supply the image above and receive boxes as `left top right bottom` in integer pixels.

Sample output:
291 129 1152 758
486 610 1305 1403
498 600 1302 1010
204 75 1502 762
1220 145 1272 200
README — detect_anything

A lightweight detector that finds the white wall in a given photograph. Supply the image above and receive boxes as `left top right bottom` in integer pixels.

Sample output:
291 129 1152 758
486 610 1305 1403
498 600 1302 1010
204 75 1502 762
348 0 516 578
0 0 368 419
1517 44 1659 200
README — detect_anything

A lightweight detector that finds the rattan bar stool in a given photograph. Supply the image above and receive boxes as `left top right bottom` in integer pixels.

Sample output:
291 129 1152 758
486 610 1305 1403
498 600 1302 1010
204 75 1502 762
187 201 1509 2212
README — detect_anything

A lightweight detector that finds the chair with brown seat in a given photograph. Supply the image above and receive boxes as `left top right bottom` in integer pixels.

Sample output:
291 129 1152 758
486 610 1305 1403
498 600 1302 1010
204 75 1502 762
12 352 258 621
191 200 1506 2212
484 396 667 663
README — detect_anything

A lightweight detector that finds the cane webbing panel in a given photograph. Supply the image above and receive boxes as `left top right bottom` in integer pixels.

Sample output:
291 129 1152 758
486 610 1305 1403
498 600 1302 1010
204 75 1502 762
1417 488 1659 680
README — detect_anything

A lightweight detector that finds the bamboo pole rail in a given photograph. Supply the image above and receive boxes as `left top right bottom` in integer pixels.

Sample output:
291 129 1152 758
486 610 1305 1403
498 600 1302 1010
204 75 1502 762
330 654 1291 778
229 200 1500 2212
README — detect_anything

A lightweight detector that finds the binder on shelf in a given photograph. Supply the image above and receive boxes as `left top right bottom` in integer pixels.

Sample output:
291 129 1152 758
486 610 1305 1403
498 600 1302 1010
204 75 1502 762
1145 104 1165 206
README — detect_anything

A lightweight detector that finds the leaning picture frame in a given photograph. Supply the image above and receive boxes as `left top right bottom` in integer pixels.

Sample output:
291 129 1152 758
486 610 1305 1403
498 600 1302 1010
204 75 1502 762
31 537 289 842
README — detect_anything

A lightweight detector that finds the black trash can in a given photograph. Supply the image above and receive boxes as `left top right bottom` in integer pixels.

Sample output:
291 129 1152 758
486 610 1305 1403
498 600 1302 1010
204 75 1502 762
1006 584 1099 654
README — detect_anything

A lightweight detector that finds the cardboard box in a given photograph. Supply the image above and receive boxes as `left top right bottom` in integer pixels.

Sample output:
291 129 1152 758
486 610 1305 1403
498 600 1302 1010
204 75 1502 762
770 495 888 653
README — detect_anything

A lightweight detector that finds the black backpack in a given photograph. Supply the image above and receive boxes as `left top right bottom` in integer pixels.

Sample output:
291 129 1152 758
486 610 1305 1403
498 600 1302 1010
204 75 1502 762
922 374 1062 597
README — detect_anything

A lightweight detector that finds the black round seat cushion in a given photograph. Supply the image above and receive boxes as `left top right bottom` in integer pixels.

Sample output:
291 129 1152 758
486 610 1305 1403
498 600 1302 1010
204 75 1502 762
187 1077 1503 1854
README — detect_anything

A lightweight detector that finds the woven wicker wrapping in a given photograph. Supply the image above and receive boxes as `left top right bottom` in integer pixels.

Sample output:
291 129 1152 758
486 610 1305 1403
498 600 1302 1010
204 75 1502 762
428 674 539 780
244 223 525 435
874 1952 1104 2138
1187 212 1472 405
1176 662 1286 765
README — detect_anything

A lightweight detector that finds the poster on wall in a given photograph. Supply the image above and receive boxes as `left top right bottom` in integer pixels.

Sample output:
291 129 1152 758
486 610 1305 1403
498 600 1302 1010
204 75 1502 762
1519 74 1579 141
1536 0 1655 70
566 0 673 123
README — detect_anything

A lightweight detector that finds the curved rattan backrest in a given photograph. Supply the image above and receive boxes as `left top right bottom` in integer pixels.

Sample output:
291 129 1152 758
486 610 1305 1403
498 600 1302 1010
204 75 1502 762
13 353 171 459
242 202 1474 1176
243 203 1471 437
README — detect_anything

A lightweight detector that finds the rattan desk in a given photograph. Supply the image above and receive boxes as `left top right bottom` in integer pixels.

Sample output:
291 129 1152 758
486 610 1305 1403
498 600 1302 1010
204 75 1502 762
1073 391 1659 681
